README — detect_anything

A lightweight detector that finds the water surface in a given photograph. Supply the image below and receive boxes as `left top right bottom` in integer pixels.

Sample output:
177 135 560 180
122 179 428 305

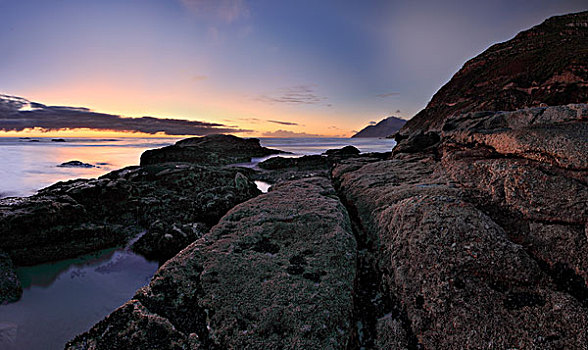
0 244 158 350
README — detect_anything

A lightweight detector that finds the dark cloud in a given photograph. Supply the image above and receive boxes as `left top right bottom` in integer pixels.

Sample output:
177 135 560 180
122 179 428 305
369 121 377 125
262 129 322 138
0 94 250 135
258 85 326 105
376 92 400 98
266 119 299 126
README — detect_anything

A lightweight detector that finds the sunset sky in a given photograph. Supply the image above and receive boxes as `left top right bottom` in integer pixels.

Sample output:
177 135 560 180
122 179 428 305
1 0 586 137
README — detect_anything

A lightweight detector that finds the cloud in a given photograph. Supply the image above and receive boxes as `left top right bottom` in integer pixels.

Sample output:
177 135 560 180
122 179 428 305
0 94 250 136
180 0 249 23
266 119 299 126
369 121 377 125
376 92 400 98
262 129 323 138
258 85 327 105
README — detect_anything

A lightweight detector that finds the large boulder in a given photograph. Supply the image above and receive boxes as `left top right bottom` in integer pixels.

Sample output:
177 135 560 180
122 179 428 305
140 134 283 166
67 177 357 349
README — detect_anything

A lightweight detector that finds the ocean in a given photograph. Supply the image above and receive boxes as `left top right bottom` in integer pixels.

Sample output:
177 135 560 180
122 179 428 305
0 136 395 350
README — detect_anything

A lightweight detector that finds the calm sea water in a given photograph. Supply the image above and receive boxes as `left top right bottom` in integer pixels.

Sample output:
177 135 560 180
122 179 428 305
0 136 395 349
0 137 395 197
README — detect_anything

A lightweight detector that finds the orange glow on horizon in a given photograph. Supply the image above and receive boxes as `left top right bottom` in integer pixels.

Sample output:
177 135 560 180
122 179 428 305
12 77 360 139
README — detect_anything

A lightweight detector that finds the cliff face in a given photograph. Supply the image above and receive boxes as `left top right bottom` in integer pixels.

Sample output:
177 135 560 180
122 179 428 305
351 116 406 138
399 10 588 138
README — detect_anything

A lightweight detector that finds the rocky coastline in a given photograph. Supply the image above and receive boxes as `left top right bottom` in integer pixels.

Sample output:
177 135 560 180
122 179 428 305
0 11 586 349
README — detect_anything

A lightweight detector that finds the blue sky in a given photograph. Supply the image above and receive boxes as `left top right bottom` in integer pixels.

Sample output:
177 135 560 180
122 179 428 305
1 0 586 136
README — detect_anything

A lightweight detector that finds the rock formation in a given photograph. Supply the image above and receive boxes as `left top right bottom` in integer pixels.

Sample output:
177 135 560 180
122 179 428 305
352 116 406 138
67 177 357 349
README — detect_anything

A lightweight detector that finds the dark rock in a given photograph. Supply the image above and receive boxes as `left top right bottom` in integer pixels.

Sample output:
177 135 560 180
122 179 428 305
258 155 327 170
255 155 329 184
57 160 95 168
0 252 21 304
392 131 441 154
0 164 260 266
352 116 406 138
51 138 66 142
323 145 360 157
140 134 284 166
67 177 357 349
66 300 196 350
131 221 208 263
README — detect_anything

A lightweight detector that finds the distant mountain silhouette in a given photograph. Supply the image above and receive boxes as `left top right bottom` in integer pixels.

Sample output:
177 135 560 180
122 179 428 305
351 116 406 138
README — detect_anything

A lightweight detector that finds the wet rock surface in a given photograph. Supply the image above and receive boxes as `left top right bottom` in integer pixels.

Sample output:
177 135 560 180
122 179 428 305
67 177 357 349
140 134 283 166
0 163 260 267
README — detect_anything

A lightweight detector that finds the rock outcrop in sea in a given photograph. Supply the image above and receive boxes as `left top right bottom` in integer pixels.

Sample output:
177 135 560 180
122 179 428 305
2 10 588 349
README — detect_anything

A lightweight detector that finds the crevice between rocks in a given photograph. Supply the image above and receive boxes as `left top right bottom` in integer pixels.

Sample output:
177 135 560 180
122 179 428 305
334 186 421 350
473 200 588 309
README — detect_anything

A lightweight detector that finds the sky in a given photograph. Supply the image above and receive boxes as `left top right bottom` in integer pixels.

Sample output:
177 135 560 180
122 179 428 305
1 0 586 137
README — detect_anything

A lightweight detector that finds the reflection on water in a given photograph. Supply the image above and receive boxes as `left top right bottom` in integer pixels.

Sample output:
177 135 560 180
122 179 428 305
0 246 158 350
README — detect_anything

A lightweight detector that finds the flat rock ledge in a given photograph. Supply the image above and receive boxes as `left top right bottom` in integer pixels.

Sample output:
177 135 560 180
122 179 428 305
67 177 357 349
